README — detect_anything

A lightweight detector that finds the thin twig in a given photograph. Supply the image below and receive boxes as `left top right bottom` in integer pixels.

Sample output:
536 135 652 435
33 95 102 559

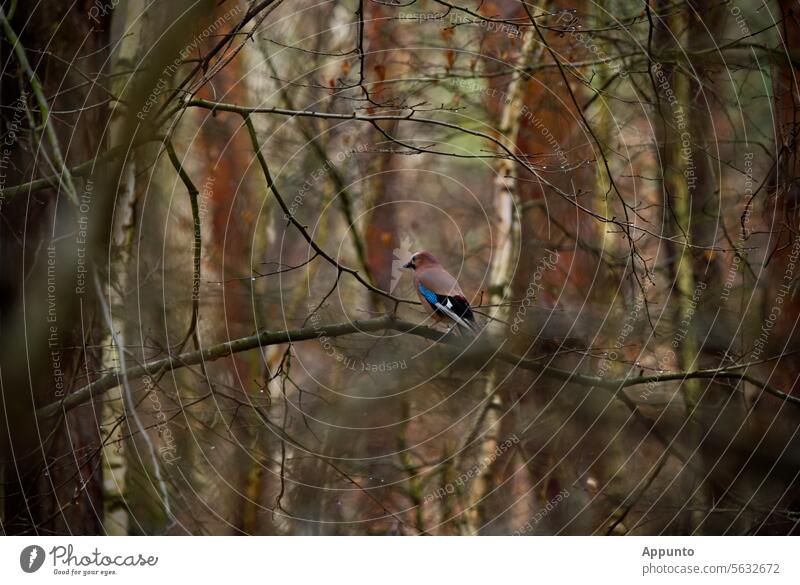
0 5 79 205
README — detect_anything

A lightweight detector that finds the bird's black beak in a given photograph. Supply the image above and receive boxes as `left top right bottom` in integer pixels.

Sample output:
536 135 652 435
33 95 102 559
403 260 414 269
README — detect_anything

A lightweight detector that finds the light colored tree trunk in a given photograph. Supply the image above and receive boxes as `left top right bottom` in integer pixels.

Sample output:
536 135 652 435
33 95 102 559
591 3 617 263
100 0 151 535
99 162 136 536
669 67 700 410
462 25 542 535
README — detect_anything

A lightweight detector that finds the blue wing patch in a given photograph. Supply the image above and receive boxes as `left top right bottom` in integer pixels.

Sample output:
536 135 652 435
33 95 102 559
417 282 478 334
418 283 439 305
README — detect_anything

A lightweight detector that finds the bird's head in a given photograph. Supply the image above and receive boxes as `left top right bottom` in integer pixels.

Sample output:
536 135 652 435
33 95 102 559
403 250 438 271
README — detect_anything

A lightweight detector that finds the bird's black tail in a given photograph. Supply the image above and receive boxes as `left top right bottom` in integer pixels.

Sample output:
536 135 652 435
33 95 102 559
451 302 479 337
455 316 480 337
429 293 480 337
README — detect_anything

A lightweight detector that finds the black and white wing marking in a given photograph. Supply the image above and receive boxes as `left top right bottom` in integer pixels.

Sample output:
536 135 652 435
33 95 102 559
418 283 478 333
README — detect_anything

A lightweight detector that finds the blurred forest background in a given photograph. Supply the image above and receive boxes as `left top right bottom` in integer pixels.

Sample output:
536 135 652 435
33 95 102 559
1 0 800 535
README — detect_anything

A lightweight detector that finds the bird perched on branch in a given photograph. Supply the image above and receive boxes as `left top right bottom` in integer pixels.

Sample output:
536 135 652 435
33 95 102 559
403 251 479 336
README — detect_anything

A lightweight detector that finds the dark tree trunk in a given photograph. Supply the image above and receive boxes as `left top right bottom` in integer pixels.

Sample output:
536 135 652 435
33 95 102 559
0 1 111 534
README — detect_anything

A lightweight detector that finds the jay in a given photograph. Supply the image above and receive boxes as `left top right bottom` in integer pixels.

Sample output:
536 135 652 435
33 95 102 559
403 251 479 336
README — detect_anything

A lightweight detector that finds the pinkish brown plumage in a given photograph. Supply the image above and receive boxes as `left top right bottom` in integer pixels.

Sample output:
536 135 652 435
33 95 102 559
403 251 478 335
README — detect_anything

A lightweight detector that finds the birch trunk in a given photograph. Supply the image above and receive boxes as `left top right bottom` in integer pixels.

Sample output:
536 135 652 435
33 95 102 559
461 25 541 535
99 162 136 535
100 0 153 536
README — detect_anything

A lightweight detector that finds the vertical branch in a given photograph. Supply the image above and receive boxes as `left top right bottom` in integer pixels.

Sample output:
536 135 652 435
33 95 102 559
165 140 202 350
